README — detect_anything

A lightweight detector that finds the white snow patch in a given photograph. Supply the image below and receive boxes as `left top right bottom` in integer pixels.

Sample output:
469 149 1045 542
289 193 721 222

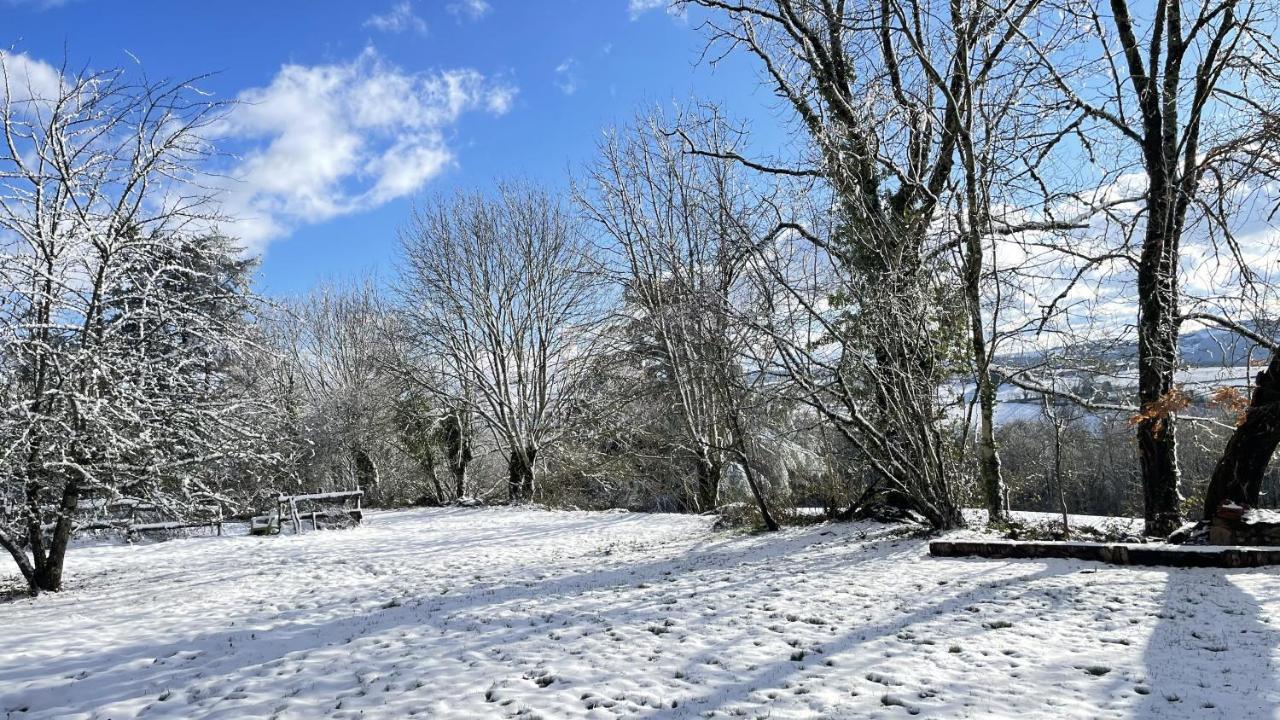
2 506 1279 718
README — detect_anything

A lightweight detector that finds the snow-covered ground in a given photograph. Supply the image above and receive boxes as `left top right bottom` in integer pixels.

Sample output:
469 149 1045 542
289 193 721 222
3 507 1279 719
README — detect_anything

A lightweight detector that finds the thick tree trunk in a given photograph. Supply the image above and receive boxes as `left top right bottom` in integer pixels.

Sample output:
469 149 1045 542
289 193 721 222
1136 178 1184 537
507 450 522 503
507 446 536 504
32 476 81 593
522 452 535 499
1202 353 1280 519
1103 0 1193 538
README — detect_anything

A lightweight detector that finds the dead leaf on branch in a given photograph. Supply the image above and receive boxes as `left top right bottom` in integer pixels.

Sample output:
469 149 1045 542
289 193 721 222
1129 387 1193 436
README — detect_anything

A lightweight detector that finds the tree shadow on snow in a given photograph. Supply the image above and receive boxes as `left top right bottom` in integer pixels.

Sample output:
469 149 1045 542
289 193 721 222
663 559 1087 717
1129 568 1280 717
0 515 855 716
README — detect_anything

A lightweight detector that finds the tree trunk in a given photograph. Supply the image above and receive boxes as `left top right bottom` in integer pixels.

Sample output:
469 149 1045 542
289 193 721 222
694 448 721 512
0 530 37 595
508 446 536 504
427 464 446 505
725 407 778 531
1135 208 1183 537
1044 396 1071 539
954 6 1008 526
1124 5 1190 537
31 475 81 593
352 445 379 489
737 450 779 532
444 411 472 499
1202 353 1280 519
523 446 536 499
962 242 1007 524
452 462 467 499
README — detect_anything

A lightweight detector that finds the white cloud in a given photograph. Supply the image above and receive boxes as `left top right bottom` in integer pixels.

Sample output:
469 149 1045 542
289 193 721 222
364 1 428 35
554 58 578 96
447 0 491 21
485 84 517 114
2 0 73 8
0 51 64 105
216 49 516 250
628 0 684 20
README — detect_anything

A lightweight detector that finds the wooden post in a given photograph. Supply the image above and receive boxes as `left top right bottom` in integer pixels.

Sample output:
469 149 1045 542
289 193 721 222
290 499 301 534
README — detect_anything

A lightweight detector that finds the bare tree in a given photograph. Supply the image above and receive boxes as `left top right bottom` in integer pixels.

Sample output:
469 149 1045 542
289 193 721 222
0 55 268 592
398 183 598 503
274 281 398 494
381 334 476 502
678 0 1064 527
1025 0 1280 535
580 110 766 516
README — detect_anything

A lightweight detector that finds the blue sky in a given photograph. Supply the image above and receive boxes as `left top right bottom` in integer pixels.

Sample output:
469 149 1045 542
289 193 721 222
5 0 785 295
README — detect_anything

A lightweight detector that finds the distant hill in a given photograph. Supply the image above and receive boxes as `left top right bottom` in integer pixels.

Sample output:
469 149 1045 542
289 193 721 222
997 321 1275 369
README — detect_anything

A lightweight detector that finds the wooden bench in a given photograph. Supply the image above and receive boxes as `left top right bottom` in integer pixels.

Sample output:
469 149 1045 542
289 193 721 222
254 490 364 535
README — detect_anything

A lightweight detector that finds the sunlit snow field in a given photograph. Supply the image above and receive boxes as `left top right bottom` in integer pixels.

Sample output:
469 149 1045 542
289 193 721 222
2 507 1279 718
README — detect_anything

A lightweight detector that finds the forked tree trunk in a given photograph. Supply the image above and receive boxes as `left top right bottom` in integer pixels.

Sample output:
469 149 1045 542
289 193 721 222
427 465 446 504
30 474 81 593
1202 353 1280 519
1114 0 1193 539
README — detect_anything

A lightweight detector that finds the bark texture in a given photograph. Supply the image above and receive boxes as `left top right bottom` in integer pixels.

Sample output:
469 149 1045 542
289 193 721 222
1202 353 1280 519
